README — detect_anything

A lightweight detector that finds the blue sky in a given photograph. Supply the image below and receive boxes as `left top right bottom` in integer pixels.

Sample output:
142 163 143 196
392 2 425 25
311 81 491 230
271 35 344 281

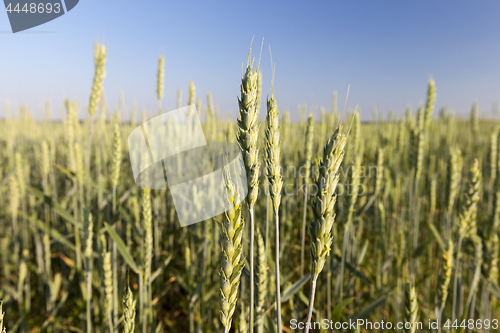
1 0 500 121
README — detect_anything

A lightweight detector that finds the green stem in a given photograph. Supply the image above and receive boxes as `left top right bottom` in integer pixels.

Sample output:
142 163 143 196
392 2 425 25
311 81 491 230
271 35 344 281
304 275 318 333
112 187 118 328
275 213 282 333
86 259 92 333
301 186 308 278
452 236 463 333
248 207 255 333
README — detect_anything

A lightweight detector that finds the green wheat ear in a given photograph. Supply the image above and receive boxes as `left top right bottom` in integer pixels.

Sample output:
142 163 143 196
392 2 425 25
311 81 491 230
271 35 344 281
188 81 196 106
404 282 418 333
111 123 122 189
265 93 283 213
304 114 314 184
89 42 107 117
156 54 164 102
437 239 453 312
218 177 245 333
84 210 93 259
424 78 436 132
310 127 346 277
483 233 499 282
123 284 137 333
458 159 481 239
304 125 346 333
445 148 463 217
103 251 113 313
237 64 260 208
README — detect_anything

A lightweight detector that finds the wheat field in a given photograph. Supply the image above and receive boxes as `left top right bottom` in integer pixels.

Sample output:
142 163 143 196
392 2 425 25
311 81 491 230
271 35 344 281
0 43 499 333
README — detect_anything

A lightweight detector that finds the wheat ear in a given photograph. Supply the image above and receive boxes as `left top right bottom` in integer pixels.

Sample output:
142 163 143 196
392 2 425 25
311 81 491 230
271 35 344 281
424 78 436 132
453 159 481 323
445 148 463 219
123 284 137 333
219 178 245 333
88 43 106 117
111 123 121 210
103 250 114 333
483 233 499 283
436 239 453 320
156 54 164 112
403 282 418 333
458 159 481 239
304 127 346 333
188 81 196 106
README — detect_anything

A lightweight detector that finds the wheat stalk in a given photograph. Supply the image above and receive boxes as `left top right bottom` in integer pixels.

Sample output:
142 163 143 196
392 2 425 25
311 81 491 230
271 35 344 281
0 300 6 333
453 159 481 323
265 76 283 332
490 130 498 186
255 227 267 333
236 46 259 333
142 188 153 330
301 114 314 277
83 209 93 333
304 126 346 333
74 142 86 184
345 153 362 226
